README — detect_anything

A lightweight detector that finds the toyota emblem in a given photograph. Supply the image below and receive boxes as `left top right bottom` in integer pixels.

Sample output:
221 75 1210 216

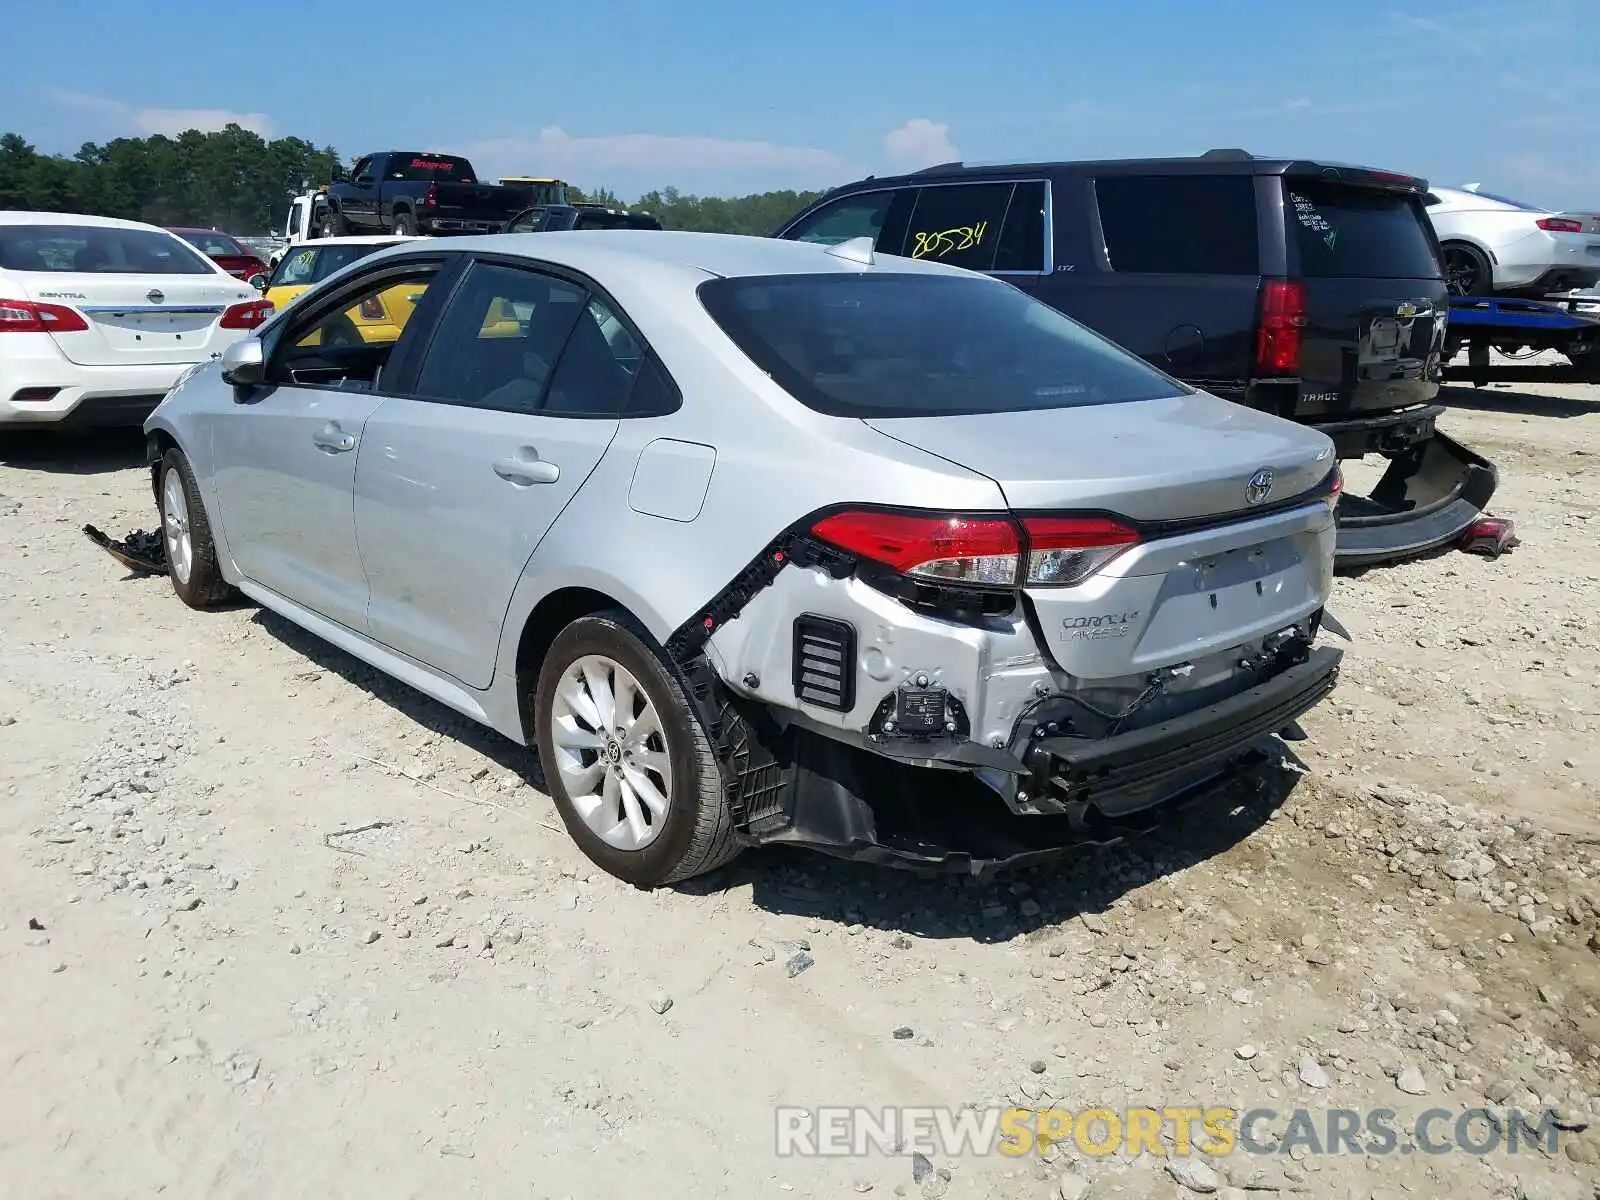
1245 468 1274 506
146 289 165 304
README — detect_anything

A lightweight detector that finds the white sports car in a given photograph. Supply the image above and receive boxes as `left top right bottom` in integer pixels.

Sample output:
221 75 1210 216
1424 185 1600 297
0 212 268 428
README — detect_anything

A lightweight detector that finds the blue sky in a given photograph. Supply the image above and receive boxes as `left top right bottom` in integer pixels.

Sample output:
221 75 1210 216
7 0 1598 206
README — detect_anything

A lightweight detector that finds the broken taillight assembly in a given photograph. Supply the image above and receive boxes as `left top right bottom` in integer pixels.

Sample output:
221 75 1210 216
810 509 1141 589
1459 515 1518 558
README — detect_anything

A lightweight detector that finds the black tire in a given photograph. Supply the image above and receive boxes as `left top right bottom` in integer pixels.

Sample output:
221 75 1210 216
534 611 742 887
392 211 417 236
319 210 348 238
157 448 233 609
1443 242 1492 296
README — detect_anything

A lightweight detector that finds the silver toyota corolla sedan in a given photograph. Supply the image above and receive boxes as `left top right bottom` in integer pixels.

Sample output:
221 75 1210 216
144 230 1345 886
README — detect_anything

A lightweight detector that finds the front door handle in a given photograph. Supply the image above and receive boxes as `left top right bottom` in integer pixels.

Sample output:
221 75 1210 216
313 422 357 453
493 449 560 486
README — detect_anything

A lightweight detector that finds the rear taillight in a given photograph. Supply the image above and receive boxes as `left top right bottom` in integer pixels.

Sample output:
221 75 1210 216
1325 465 1344 513
810 510 1140 589
1536 217 1584 234
358 296 385 319
0 297 88 334
1256 280 1306 375
219 299 274 329
423 183 439 210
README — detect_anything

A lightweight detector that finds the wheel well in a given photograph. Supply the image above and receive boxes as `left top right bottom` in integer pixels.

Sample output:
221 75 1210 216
514 587 628 739
145 429 177 503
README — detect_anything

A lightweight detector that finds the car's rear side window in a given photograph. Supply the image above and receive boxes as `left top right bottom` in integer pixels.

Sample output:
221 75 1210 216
1094 175 1260 274
698 272 1186 419
0 225 215 274
1285 182 1443 279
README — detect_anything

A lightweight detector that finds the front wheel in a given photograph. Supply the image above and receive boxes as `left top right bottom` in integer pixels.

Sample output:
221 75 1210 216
534 612 741 887
158 448 233 609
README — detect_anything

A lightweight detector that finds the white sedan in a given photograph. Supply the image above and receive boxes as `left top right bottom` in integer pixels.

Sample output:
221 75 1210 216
0 212 270 428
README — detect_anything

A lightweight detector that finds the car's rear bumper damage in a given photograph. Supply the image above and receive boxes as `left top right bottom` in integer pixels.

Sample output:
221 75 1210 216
689 646 1342 876
1294 408 1497 569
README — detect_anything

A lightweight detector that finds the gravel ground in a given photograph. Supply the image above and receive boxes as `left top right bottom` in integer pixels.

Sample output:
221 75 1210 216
2 381 1599 1200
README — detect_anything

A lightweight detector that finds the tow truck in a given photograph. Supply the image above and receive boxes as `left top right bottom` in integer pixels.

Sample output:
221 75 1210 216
1443 291 1600 386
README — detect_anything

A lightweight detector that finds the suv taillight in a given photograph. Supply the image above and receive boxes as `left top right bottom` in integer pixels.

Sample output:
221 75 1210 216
0 298 89 334
1256 279 1306 376
810 510 1140 590
1536 217 1584 234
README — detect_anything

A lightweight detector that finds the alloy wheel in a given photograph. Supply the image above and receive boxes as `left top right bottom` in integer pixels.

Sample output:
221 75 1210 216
161 468 193 586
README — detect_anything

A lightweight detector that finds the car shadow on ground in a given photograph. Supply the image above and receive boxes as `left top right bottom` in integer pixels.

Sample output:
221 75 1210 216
250 601 1302 943
1439 384 1600 419
248 607 547 789
0 428 147 474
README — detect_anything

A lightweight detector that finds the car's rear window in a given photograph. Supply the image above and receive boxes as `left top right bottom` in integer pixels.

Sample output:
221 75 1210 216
571 211 662 231
1286 182 1443 280
0 225 215 274
698 272 1188 419
180 230 247 257
387 154 475 182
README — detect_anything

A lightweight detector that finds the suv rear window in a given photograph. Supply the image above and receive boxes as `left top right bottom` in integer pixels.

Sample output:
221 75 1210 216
1095 175 1259 274
387 154 475 182
0 225 215 274
698 272 1186 419
1285 181 1442 279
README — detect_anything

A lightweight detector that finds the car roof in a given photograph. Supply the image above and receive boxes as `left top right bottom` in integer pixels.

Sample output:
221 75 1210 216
167 226 234 235
0 210 176 232
363 229 979 280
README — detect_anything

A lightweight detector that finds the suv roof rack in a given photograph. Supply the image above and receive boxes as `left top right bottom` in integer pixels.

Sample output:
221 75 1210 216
1200 148 1255 161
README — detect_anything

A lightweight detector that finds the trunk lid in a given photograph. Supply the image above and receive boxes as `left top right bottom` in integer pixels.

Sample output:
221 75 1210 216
13 271 253 367
1279 178 1450 420
863 391 1335 522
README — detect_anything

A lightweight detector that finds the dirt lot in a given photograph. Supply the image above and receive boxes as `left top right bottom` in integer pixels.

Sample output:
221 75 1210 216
3 383 1600 1200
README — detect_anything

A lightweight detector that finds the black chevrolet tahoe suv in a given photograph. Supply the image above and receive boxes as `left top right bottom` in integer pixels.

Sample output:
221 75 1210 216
773 151 1497 567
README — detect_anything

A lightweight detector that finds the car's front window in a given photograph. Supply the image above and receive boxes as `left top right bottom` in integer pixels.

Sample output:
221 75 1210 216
0 225 216 274
698 272 1189 418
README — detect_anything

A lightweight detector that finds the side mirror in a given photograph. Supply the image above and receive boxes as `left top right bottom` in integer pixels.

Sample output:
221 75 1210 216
248 273 268 292
220 338 265 386
329 163 346 183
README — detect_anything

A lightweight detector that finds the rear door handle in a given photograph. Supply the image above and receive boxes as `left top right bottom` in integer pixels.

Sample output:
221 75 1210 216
312 422 357 453
493 449 560 486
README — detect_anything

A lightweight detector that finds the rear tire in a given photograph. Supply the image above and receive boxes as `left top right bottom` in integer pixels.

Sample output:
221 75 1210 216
392 211 417 236
534 611 742 887
1443 242 1492 296
157 448 232 610
320 210 348 238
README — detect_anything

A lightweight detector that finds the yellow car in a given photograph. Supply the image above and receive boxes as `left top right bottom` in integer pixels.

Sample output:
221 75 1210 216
259 236 522 347
259 236 425 347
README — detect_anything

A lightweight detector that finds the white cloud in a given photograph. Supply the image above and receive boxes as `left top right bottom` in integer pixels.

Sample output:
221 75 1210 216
882 119 958 169
459 127 845 180
46 89 275 138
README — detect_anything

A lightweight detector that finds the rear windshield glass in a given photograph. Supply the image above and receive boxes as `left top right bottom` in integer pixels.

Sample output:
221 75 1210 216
1286 182 1442 280
179 230 247 257
0 225 215 274
571 211 662 230
387 154 475 182
698 273 1188 419
268 243 382 287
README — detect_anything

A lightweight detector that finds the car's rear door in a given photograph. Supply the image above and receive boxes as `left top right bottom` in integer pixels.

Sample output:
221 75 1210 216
353 256 632 688
1279 175 1448 422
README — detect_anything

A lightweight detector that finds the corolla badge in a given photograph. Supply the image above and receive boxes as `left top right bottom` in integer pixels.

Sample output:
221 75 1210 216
1245 468 1274 506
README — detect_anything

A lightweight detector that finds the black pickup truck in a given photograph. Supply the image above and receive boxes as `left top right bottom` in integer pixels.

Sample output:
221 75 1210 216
320 152 532 238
